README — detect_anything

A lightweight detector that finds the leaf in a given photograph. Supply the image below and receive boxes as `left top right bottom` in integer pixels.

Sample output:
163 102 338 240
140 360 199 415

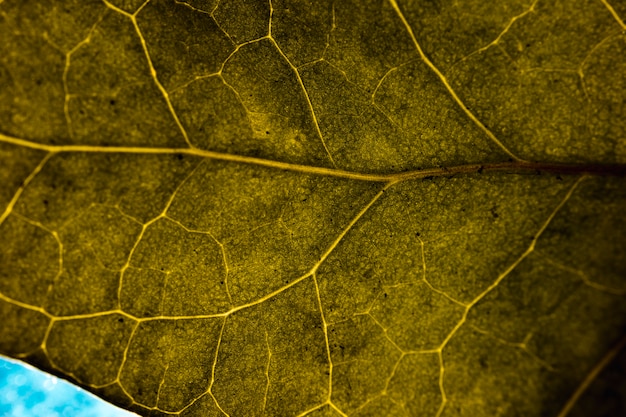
1 0 625 416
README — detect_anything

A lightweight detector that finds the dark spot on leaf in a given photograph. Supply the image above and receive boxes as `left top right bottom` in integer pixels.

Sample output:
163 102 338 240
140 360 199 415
479 357 488 368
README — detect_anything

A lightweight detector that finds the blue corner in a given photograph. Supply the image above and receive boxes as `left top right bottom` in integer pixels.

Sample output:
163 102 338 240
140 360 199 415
0 356 137 417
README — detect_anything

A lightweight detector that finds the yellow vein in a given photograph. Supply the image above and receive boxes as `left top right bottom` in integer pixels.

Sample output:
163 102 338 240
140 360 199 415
63 14 104 140
367 311 407 354
11 213 66 307
39 320 55 355
129 1 194 148
267 40 337 168
468 175 585 310
211 318 227 394
600 0 626 29
100 2 193 149
312 273 334 401
5 135 625 189
310 183 391 273
0 292 52 318
0 153 52 226
0 134 383 180
434 176 585 417
417 236 466 307
116 159 204 309
114 320 140 402
434 350 447 416
52 309 136 322
536 252 626 295
329 402 349 417
124 320 224 415
206 317 230 417
267 0 336 167
165 216 234 305
294 403 326 417
262 327 272 412
105 183 390 323
469 324 555 371
450 0 538 70
0 291 322 327
382 353 405 394
155 363 170 409
102 0 132 17
556 334 626 417
387 0 522 162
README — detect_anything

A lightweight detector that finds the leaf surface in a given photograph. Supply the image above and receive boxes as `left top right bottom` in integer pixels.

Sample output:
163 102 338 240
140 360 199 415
1 0 625 416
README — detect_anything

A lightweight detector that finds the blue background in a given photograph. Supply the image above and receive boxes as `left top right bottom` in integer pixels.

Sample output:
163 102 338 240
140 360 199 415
0 356 136 417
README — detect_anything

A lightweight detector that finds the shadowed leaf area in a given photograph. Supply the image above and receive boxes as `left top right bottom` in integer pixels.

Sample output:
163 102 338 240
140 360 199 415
1 0 625 416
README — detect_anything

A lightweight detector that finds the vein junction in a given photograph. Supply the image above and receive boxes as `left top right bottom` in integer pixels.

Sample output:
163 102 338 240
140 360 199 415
1 128 624 416
0 133 624 187
1 0 626 412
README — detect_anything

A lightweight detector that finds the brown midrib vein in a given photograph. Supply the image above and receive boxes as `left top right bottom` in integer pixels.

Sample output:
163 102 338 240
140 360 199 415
1 134 626 182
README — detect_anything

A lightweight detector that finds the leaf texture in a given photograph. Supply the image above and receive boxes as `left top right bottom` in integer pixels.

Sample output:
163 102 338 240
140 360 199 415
0 0 625 416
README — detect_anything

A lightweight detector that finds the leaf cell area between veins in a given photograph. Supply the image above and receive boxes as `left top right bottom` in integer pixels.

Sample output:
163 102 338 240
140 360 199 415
0 0 626 416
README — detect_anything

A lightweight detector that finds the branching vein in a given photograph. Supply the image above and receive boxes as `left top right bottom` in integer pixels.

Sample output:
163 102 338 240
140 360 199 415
3 130 623 187
433 175 586 417
268 0 337 168
102 0 194 148
387 0 522 162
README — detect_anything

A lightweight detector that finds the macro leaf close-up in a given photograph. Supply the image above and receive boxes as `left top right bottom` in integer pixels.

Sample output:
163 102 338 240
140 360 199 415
1 0 626 416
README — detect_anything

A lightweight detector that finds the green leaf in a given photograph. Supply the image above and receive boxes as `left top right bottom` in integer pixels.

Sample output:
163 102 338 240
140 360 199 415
1 0 625 416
